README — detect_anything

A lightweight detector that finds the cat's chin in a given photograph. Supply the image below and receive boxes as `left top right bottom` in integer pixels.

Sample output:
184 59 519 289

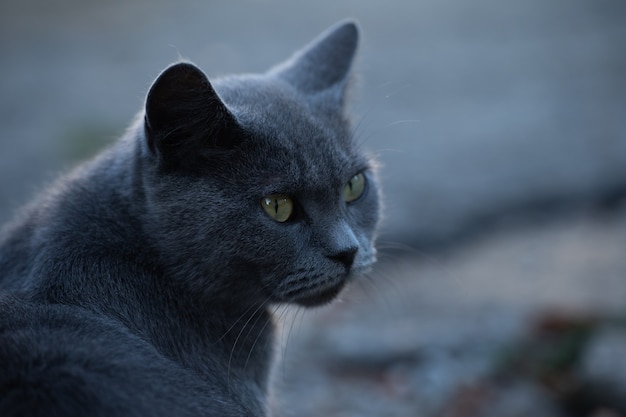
293 280 347 308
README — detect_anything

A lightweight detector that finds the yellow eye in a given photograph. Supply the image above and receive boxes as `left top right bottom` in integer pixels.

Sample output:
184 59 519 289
343 173 366 203
261 195 294 222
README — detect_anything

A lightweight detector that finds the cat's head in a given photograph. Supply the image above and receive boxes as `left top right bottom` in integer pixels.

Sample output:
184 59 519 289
141 20 380 307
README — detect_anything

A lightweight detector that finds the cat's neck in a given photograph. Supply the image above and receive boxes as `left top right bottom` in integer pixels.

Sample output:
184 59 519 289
1 130 274 391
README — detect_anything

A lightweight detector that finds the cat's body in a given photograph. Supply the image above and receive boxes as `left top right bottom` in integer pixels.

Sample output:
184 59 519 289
0 21 380 416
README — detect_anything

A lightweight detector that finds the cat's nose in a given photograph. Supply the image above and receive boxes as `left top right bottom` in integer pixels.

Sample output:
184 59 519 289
322 220 359 269
329 246 357 269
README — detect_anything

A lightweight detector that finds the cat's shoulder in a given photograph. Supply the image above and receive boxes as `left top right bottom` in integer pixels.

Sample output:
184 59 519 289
0 296 229 417
1 297 137 415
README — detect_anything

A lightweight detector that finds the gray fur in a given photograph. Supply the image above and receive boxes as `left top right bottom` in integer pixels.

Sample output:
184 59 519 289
0 20 380 416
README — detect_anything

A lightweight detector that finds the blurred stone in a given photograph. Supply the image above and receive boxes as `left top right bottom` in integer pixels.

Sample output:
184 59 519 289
439 381 562 417
578 326 626 413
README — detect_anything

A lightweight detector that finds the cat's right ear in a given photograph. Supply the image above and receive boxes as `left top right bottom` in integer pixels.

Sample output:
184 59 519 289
270 20 359 97
144 62 238 170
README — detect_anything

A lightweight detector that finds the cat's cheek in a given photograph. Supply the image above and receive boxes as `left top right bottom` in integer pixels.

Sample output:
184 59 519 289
352 243 377 274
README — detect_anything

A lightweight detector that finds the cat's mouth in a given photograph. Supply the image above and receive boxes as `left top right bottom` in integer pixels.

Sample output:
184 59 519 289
276 256 378 307
275 270 350 307
294 279 347 307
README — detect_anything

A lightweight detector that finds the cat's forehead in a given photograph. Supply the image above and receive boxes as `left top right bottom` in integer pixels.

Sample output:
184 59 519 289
215 74 335 130
241 120 361 192
215 75 364 188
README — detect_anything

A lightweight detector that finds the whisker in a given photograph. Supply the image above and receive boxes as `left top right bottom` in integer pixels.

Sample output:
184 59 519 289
363 271 405 317
274 305 292 349
350 272 380 304
281 306 306 372
243 305 277 372
227 300 269 391
382 82 414 100
241 300 273 350
350 81 419 151
283 307 301 357
376 239 442 262
215 301 262 344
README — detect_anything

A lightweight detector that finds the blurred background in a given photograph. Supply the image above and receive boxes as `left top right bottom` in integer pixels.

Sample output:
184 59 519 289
1 1 625 416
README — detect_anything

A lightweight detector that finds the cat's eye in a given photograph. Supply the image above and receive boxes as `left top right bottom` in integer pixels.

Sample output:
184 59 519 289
261 195 294 222
343 173 366 203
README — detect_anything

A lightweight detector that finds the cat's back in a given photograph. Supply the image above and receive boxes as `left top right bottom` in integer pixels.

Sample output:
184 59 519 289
0 138 144 291
0 296 252 417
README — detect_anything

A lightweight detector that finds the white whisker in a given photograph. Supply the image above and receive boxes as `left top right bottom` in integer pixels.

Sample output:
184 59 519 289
227 300 269 392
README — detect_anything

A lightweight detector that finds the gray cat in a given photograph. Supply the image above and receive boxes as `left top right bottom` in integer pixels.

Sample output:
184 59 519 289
0 20 380 416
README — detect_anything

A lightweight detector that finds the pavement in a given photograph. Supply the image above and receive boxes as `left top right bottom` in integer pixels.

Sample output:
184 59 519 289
1 1 625 416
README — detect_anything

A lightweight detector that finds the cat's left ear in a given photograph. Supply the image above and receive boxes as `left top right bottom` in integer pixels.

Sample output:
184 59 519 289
144 62 239 170
270 20 359 99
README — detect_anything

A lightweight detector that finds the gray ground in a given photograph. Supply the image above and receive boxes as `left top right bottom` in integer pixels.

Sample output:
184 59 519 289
1 1 625 416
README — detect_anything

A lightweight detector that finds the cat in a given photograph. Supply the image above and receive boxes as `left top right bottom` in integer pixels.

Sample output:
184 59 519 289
0 19 380 417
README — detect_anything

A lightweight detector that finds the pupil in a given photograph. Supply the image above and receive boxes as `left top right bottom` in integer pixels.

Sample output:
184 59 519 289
274 199 279 214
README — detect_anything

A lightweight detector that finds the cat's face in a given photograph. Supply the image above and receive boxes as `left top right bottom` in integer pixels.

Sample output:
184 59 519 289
141 21 380 307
